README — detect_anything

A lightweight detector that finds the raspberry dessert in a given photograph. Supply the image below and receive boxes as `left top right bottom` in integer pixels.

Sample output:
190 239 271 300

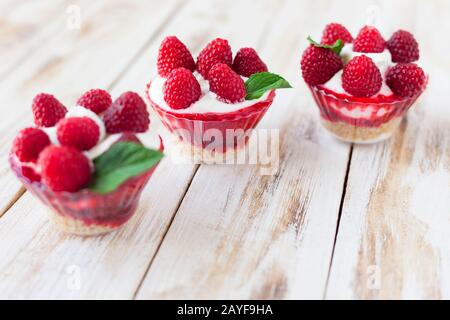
301 23 427 143
147 36 291 162
10 90 163 236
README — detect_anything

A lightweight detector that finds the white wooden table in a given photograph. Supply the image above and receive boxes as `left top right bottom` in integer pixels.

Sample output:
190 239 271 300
0 0 449 300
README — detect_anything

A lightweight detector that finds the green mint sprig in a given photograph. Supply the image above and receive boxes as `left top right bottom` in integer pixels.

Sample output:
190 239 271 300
307 36 344 55
245 72 292 100
89 141 163 194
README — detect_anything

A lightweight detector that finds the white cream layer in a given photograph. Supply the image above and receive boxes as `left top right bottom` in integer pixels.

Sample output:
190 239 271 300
148 72 269 114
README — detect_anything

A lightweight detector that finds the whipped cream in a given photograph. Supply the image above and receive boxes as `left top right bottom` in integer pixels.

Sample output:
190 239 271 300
324 44 394 96
42 105 160 160
148 72 270 114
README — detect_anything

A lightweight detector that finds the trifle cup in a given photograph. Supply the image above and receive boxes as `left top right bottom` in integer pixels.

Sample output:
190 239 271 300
310 83 426 143
10 137 162 236
148 36 291 163
147 82 275 162
301 23 428 143
10 89 163 236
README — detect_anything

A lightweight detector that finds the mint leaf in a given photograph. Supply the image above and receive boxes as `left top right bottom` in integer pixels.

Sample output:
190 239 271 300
245 72 292 100
307 36 344 55
89 141 163 194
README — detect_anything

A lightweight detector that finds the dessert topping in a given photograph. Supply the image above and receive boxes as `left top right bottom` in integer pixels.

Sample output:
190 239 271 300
232 47 268 77
301 38 344 86
208 63 246 103
196 38 233 79
32 93 67 127
321 23 353 45
38 145 91 192
353 26 385 53
103 91 150 133
57 116 100 151
157 36 196 78
386 30 419 63
342 55 382 97
386 63 426 98
76 89 112 114
163 67 201 109
13 127 50 162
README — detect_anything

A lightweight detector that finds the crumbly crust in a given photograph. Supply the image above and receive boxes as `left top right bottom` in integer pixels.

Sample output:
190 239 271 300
49 212 118 236
321 117 402 143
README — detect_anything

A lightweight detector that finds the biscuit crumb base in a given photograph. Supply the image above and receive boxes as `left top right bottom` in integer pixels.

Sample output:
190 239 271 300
49 212 118 236
321 117 402 144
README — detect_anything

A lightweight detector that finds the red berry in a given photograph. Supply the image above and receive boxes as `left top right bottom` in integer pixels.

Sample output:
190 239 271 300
208 63 246 103
321 23 353 45
196 38 232 79
77 89 112 114
386 30 419 63
300 45 343 86
232 47 268 77
103 92 150 133
12 127 50 162
32 93 67 127
386 63 426 98
57 117 100 151
163 68 201 109
157 36 195 78
38 145 91 192
342 55 382 97
353 26 385 53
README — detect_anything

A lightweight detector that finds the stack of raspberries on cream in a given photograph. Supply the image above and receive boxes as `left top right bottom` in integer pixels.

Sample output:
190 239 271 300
10 90 163 236
147 36 291 162
301 23 427 143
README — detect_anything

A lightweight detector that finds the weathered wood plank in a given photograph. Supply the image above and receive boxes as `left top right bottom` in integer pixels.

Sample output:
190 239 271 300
0 0 282 299
0 0 180 216
0 0 95 78
326 0 450 299
135 0 352 299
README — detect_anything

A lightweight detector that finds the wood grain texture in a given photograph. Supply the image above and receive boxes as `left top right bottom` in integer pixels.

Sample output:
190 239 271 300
326 0 450 299
135 0 352 299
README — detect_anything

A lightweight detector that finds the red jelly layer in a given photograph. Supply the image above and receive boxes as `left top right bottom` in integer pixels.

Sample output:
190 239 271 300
10 138 163 229
310 84 426 128
146 82 276 153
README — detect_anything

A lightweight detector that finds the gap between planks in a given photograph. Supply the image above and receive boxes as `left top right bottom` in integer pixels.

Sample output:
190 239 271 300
323 143 354 298
0 0 188 219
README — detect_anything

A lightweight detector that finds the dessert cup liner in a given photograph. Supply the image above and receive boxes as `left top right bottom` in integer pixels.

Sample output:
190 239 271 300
146 82 276 157
9 138 163 236
309 83 427 143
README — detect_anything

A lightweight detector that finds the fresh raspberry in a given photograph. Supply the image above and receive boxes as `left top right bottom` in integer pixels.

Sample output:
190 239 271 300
196 38 232 79
76 89 112 114
38 145 91 192
342 55 382 97
57 117 100 151
321 23 353 45
208 63 246 103
103 92 150 133
32 93 67 127
12 127 50 162
157 36 195 78
300 45 343 86
386 63 426 98
116 132 142 144
386 30 419 63
232 48 268 77
353 26 385 53
163 68 201 109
